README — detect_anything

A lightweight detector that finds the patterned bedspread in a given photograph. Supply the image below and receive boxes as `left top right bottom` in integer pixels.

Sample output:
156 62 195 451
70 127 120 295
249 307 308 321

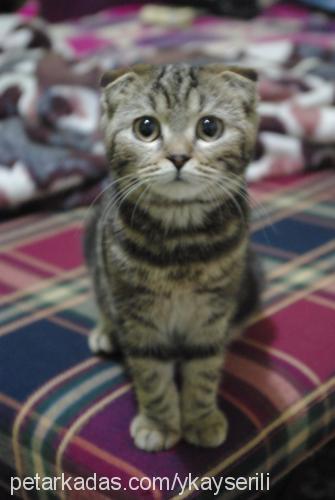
0 169 334 499
0 2 335 210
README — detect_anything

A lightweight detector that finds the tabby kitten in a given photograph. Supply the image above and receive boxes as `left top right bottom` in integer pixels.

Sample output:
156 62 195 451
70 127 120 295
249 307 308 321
84 63 261 452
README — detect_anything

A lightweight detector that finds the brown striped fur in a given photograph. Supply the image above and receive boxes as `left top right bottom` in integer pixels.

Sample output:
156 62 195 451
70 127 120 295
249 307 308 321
84 64 261 451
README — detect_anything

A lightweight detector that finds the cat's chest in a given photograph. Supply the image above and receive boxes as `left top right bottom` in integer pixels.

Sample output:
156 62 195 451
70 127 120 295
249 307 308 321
154 289 212 335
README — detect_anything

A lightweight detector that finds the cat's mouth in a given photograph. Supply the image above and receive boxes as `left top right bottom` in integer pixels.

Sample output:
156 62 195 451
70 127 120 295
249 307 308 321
174 172 186 182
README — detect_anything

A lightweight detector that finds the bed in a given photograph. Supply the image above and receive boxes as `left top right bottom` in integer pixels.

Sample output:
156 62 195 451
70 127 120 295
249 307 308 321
0 2 334 498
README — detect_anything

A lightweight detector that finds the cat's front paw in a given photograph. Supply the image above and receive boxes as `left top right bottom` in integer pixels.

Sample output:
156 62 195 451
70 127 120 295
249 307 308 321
130 414 181 452
88 327 114 355
183 410 228 448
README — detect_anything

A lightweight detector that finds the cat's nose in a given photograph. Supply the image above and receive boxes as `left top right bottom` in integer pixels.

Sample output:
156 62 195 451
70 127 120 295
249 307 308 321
168 155 190 170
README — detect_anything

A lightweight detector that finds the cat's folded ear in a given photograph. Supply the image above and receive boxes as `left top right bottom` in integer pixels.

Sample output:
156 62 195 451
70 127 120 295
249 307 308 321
203 64 257 83
223 66 258 83
100 64 151 89
203 65 258 97
219 67 258 100
101 68 135 88
100 65 151 110
202 64 258 113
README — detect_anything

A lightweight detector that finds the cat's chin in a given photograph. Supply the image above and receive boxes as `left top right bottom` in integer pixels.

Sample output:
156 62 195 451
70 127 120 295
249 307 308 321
150 181 206 202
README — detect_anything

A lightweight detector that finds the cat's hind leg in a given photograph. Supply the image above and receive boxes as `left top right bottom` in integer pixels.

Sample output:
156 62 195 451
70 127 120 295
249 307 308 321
88 313 116 355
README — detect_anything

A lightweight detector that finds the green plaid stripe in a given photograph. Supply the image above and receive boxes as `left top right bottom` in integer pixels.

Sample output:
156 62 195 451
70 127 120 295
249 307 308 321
0 271 89 332
263 251 335 306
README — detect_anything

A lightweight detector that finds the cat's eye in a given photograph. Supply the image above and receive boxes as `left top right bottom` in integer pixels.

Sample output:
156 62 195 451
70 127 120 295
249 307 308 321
133 116 160 142
196 116 224 141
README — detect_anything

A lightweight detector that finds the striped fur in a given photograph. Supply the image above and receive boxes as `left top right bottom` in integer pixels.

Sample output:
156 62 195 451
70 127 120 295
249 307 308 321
85 64 261 451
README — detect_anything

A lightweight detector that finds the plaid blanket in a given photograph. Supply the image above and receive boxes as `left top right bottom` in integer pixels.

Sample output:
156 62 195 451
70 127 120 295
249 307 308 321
0 169 334 498
0 2 334 210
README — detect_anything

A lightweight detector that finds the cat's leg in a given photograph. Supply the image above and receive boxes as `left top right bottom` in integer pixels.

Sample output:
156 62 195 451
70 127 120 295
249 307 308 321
88 312 116 355
127 357 181 452
181 352 228 448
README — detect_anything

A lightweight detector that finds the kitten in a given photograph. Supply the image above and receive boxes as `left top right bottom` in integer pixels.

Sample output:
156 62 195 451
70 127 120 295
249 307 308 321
84 63 261 452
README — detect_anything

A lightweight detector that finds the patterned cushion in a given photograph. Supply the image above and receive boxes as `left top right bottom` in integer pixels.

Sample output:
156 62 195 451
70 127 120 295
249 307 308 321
0 170 334 499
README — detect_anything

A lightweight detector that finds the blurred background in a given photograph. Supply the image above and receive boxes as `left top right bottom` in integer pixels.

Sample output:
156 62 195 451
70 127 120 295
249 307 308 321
0 0 334 214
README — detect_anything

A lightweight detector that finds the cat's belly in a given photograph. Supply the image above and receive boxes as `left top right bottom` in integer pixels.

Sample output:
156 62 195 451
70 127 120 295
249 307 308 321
151 289 227 340
161 291 202 333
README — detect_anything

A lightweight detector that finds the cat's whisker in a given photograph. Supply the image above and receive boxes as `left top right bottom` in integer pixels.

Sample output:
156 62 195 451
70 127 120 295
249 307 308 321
144 174 174 185
139 165 161 175
222 177 270 229
84 174 139 226
111 179 149 218
197 166 266 221
91 174 139 207
101 179 142 225
215 181 247 225
227 172 267 216
130 183 151 227
197 173 247 224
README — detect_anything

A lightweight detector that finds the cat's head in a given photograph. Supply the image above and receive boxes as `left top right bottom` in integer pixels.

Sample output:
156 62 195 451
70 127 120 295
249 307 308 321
100 64 258 202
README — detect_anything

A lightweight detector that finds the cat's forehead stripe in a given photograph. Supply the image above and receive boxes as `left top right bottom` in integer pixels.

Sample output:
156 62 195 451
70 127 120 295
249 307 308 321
150 81 172 111
150 65 202 113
